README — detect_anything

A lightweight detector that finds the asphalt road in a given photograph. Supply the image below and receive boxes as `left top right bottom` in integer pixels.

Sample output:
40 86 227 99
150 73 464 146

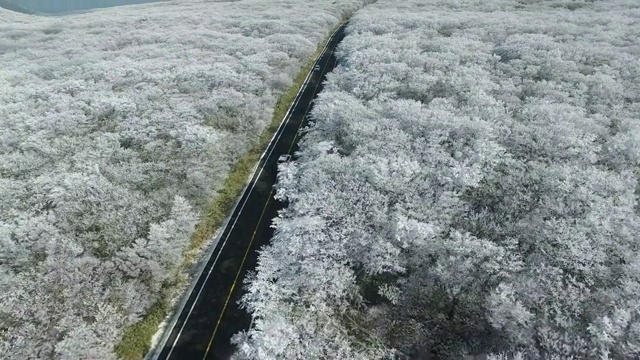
148 23 346 360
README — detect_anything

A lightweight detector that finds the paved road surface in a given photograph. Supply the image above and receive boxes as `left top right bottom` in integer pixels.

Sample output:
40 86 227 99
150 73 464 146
149 23 347 360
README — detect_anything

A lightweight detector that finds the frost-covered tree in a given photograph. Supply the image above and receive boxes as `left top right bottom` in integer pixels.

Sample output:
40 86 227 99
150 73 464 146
237 0 640 358
0 0 372 357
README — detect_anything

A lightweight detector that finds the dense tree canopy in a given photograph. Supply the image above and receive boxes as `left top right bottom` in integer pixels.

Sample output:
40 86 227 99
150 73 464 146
0 0 371 358
237 0 640 358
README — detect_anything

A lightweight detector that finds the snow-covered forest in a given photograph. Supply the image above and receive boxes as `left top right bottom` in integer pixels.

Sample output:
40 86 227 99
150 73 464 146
238 0 640 358
0 0 369 358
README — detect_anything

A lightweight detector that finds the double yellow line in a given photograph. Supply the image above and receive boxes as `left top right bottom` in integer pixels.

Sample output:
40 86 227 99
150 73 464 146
200 39 338 360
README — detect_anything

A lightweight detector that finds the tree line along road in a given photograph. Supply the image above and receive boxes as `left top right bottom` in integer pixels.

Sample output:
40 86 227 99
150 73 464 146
147 23 347 360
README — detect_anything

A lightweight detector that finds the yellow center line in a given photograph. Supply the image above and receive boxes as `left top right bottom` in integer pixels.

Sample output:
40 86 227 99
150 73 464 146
201 187 273 360
200 44 337 360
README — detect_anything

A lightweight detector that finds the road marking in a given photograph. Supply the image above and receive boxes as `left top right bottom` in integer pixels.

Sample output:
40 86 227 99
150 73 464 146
158 25 343 360
201 187 273 360
163 73 299 360
200 34 340 360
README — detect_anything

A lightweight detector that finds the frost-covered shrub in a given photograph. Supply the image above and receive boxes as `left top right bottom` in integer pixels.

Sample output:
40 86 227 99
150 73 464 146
238 0 640 358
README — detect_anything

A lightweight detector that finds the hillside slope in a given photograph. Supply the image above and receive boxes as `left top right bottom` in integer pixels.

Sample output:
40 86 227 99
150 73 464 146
0 0 371 358
0 0 36 14
1 0 160 14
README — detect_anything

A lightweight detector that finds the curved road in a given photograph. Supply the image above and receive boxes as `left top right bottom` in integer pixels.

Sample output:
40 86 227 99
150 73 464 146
147 23 347 360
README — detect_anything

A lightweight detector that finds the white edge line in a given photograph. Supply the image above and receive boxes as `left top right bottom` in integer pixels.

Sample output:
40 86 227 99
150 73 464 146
147 24 343 360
